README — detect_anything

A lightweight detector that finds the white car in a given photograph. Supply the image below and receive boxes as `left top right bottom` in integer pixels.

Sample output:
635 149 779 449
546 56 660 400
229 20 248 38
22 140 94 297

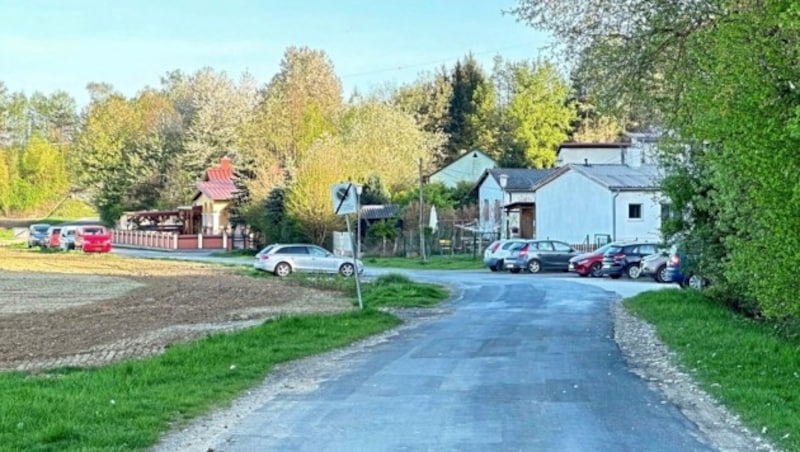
254 243 364 277
59 226 78 251
483 239 526 271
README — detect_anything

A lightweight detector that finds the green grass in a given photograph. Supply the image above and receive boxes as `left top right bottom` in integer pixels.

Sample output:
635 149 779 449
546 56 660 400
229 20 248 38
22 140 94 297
625 289 800 451
241 269 451 309
0 271 448 450
365 253 483 270
0 310 400 451
0 228 13 240
209 249 258 258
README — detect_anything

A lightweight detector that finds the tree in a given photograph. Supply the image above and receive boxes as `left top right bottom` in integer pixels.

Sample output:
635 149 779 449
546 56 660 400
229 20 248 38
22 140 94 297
445 55 490 161
502 60 575 168
0 150 11 214
257 47 343 179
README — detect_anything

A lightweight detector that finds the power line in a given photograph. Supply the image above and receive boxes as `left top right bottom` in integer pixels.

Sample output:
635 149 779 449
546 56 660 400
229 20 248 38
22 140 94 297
339 42 548 79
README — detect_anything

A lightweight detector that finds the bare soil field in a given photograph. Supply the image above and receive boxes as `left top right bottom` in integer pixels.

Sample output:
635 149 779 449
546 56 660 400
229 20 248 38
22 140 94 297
0 248 353 372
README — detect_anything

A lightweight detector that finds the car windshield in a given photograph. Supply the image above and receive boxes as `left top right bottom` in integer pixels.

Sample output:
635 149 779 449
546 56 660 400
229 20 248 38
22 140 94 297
32 226 49 233
594 243 614 254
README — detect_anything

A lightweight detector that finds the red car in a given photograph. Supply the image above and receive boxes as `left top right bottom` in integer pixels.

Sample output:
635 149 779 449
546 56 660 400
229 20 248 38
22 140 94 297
568 242 618 277
75 225 113 253
46 226 62 249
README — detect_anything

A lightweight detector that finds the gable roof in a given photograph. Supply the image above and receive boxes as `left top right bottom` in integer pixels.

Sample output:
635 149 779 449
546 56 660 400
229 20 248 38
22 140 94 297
429 149 496 178
193 157 238 202
534 164 661 192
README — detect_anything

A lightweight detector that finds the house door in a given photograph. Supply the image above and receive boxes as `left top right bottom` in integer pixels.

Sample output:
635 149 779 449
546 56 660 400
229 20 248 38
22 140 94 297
520 208 534 239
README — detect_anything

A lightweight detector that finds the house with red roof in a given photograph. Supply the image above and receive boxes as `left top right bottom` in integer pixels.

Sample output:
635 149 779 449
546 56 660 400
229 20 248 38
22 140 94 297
192 157 238 234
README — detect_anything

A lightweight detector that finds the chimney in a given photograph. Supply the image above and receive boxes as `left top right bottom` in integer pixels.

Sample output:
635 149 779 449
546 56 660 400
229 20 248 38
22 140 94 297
220 156 231 170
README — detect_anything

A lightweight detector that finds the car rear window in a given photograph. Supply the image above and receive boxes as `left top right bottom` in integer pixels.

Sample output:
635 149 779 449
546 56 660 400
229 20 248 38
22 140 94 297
32 226 49 233
83 227 106 235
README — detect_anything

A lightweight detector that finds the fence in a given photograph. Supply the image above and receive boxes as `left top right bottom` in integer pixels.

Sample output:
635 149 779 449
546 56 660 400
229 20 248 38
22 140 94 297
112 230 255 251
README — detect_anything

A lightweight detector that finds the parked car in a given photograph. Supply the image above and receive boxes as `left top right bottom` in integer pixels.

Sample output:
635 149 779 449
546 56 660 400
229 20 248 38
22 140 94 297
482 239 526 271
59 226 78 251
75 225 113 253
639 250 670 282
254 243 364 277
568 242 619 277
506 240 580 274
45 226 62 249
601 242 659 279
664 245 709 289
27 223 51 248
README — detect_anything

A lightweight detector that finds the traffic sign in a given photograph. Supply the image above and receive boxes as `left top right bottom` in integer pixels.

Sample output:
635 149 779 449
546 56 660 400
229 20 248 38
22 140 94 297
331 183 357 215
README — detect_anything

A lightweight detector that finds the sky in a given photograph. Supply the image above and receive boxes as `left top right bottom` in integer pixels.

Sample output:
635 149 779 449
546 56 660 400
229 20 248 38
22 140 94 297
0 0 555 108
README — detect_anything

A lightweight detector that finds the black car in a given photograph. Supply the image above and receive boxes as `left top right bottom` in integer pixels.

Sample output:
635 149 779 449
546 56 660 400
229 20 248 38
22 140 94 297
506 239 580 273
601 242 659 279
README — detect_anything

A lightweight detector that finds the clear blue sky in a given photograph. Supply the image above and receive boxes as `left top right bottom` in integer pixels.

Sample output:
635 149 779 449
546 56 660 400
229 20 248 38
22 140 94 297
1 0 554 108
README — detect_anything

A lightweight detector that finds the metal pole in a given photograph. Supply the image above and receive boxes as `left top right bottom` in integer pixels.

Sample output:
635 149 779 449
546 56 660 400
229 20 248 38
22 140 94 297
345 214 363 310
418 158 426 262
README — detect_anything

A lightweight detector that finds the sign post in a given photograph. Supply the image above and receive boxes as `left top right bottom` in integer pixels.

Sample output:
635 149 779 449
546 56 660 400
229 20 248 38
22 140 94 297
331 183 363 309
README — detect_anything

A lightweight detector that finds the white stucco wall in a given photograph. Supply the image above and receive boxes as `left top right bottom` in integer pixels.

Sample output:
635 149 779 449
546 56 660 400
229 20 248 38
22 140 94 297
557 148 626 166
536 170 612 244
613 191 663 242
431 151 496 188
477 176 503 235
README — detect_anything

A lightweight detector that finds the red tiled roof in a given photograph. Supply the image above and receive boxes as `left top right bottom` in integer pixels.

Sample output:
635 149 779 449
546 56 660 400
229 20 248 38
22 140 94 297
195 180 238 201
205 167 233 182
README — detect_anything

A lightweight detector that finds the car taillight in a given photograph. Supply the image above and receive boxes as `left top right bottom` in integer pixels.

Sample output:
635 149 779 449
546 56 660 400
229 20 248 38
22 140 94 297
492 242 501 253
670 254 680 266
519 244 529 256
258 254 269 260
613 253 626 261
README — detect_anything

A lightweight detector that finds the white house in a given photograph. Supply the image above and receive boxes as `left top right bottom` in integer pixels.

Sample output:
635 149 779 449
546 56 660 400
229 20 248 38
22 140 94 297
474 167 554 239
533 163 665 245
429 149 496 188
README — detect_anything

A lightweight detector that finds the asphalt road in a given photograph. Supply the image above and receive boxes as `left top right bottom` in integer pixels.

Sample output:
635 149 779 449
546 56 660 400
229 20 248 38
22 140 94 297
115 249 712 451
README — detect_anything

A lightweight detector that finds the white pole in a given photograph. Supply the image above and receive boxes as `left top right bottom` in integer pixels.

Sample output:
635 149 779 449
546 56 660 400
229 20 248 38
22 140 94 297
345 213 363 310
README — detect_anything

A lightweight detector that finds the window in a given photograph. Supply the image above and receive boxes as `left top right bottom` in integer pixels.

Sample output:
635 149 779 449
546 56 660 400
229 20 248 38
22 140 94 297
552 241 572 252
628 203 642 220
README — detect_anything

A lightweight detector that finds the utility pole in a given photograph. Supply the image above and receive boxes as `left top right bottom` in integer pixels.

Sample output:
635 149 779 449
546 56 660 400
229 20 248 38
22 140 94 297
418 157 426 262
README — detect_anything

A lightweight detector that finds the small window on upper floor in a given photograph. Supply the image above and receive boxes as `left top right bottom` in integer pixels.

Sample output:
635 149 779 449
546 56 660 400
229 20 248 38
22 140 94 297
628 203 642 220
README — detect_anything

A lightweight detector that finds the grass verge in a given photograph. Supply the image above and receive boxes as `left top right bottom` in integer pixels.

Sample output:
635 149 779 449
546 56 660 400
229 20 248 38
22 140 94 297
365 254 483 270
1 269 448 450
624 289 800 451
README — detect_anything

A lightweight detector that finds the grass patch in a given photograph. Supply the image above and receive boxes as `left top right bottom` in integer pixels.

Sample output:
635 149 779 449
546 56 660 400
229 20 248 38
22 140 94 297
0 228 13 240
0 310 400 451
241 269 451 309
365 254 483 270
209 249 259 258
625 289 800 451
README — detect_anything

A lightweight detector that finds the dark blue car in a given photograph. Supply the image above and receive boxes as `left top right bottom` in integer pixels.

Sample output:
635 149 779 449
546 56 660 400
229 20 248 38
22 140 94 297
664 245 709 289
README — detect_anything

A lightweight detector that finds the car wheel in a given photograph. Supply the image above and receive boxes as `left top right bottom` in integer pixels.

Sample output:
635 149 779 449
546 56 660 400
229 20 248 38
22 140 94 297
688 274 705 290
655 264 668 283
274 262 292 277
509 268 521 274
627 264 641 279
527 259 541 274
495 259 504 271
339 263 355 277
589 262 603 278
488 265 498 272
